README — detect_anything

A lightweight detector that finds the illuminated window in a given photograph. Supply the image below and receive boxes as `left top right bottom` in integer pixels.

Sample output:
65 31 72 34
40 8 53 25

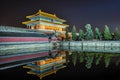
31 27 34 29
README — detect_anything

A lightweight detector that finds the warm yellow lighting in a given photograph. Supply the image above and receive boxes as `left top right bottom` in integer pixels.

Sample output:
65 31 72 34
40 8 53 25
40 25 45 29
44 26 64 31
22 10 69 35
31 27 34 29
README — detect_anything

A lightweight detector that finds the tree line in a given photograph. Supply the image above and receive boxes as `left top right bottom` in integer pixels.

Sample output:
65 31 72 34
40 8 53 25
69 52 120 69
66 24 120 41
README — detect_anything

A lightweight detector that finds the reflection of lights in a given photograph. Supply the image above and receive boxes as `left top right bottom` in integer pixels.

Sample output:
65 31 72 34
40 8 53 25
23 53 66 79
68 50 72 55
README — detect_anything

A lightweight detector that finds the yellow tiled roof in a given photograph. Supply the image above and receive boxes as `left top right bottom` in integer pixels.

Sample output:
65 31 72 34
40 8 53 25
27 66 66 79
26 10 66 22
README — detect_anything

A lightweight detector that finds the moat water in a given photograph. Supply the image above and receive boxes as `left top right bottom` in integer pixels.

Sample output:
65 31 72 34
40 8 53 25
0 46 120 80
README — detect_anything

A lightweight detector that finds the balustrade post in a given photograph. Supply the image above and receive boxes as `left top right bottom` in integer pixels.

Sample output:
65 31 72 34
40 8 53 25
111 43 113 50
68 41 70 50
81 41 83 51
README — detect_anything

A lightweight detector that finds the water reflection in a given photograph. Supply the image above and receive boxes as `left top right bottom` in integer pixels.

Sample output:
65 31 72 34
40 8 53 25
23 50 67 79
23 49 120 79
68 51 120 69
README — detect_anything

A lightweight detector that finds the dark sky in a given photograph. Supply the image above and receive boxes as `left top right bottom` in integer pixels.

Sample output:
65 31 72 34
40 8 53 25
0 0 120 32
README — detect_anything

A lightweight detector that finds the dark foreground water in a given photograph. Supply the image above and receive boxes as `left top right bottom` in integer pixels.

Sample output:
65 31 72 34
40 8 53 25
0 62 120 80
1 51 120 80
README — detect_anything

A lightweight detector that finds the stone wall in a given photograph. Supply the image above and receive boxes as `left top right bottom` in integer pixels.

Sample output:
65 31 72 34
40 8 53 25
61 41 120 53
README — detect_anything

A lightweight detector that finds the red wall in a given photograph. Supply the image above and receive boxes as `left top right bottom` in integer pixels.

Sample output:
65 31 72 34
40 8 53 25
0 37 49 42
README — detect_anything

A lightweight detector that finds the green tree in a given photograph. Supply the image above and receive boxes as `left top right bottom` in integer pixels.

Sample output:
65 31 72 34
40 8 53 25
115 58 120 66
114 27 120 40
72 52 77 66
66 28 69 41
104 25 112 40
95 27 102 40
85 24 94 40
72 25 77 40
104 54 111 68
79 29 84 40
95 53 102 65
85 53 94 69
79 52 84 63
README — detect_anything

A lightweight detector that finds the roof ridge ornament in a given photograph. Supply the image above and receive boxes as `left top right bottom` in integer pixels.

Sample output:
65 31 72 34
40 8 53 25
38 10 42 13
54 14 56 16
35 10 42 15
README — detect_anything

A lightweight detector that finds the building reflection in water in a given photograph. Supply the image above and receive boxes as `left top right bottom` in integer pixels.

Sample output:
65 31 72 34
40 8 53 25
22 49 120 79
23 50 67 79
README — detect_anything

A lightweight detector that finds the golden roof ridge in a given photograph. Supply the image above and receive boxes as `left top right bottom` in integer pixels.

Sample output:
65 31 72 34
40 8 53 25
26 10 66 22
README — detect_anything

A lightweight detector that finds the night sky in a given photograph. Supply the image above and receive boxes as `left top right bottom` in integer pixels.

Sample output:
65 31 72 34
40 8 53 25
0 0 120 32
